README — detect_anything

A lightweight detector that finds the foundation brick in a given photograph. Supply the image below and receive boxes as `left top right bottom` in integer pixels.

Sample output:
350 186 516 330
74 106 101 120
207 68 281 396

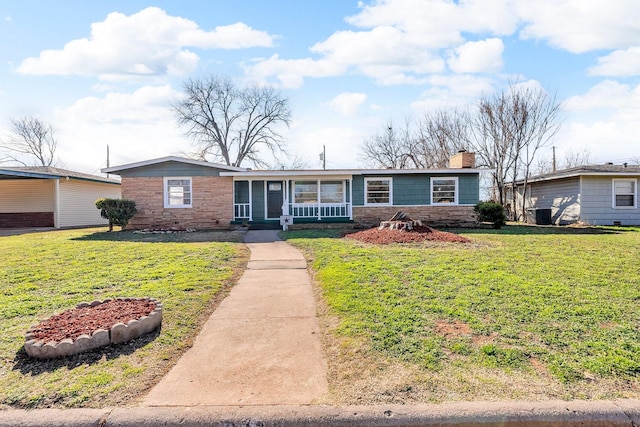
121 176 234 230
353 205 477 228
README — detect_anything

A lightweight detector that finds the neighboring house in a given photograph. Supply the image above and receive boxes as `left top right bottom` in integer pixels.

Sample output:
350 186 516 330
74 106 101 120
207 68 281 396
102 151 485 230
0 167 121 229
512 164 640 226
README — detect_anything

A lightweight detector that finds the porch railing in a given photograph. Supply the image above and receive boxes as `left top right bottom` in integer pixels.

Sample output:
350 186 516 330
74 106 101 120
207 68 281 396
290 202 351 218
234 203 250 219
233 202 351 220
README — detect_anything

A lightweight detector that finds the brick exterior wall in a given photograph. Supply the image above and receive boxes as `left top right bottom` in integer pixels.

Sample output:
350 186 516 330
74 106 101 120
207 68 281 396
352 205 477 228
0 212 54 228
122 176 234 230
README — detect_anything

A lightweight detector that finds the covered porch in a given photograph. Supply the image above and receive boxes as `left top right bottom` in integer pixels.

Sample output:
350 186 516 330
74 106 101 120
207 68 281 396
230 174 353 225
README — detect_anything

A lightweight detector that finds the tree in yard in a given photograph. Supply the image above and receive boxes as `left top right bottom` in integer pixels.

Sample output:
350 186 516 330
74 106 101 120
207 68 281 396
360 121 414 169
0 116 60 166
413 109 471 168
95 198 137 231
360 112 471 170
471 83 560 221
173 75 291 168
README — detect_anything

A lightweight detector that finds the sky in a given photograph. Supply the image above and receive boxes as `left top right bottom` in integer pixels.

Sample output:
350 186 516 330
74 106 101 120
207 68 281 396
1 0 639 175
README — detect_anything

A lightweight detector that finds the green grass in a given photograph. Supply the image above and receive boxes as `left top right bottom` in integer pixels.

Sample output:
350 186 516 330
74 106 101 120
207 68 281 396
285 226 640 399
0 228 248 408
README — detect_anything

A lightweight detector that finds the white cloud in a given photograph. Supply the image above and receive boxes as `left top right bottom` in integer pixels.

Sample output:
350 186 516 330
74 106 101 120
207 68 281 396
589 47 640 76
410 75 496 111
563 80 640 112
52 85 188 173
447 38 504 74
328 92 367 116
515 1 640 54
17 7 274 80
556 80 640 164
244 54 345 89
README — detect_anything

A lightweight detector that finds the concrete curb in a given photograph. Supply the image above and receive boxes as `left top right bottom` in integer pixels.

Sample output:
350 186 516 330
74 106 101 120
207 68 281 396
2 400 640 427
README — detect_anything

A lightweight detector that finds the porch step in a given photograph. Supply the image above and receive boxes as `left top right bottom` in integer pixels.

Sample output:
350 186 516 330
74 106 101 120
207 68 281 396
248 223 281 230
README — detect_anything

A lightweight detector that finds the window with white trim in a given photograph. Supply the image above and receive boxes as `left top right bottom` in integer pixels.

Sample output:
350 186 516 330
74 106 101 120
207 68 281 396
365 178 392 205
431 177 458 205
294 181 318 203
164 177 192 208
320 181 344 203
613 179 636 208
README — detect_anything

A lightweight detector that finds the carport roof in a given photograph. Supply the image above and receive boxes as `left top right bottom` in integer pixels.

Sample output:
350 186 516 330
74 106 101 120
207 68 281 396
0 166 120 185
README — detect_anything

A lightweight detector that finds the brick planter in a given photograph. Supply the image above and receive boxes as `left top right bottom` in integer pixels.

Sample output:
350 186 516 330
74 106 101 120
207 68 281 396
24 298 163 359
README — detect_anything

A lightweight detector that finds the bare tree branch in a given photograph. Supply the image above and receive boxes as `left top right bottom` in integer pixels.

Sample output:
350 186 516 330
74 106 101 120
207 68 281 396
1 116 60 166
173 75 291 168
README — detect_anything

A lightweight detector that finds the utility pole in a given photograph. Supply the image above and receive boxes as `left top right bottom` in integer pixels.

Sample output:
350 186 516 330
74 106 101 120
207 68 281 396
552 146 556 173
319 145 326 170
106 144 110 178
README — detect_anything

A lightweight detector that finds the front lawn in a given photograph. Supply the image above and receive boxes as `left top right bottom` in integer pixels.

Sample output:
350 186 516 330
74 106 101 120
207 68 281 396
285 226 640 403
0 228 248 408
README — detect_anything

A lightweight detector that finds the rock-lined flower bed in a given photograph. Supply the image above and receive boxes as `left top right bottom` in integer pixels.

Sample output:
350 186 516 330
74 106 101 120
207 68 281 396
24 298 162 359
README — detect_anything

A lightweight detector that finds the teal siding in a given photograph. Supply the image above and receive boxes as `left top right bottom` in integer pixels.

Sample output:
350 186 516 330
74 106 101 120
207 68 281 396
354 173 479 206
234 181 250 204
352 176 365 206
251 180 265 220
393 175 430 205
118 162 225 178
458 174 479 204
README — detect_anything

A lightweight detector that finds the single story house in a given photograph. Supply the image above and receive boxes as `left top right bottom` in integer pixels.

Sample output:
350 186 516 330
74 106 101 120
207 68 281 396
512 164 640 226
102 151 486 230
0 166 121 228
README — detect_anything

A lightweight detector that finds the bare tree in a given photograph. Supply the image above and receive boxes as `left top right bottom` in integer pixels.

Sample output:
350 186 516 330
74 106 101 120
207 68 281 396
1 116 59 166
413 109 470 168
360 121 414 168
471 83 560 220
173 75 291 168
563 147 592 168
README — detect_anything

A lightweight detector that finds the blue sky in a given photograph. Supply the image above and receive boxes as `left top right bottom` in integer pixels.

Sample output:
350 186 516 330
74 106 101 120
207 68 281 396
1 0 639 174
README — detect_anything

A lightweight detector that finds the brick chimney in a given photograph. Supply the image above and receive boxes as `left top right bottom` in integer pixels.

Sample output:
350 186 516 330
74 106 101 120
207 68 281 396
449 150 475 168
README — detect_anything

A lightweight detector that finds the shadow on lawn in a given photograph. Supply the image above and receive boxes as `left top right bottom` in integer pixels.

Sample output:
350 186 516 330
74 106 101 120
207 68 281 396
458 224 638 236
12 328 161 376
72 230 244 244
282 225 637 240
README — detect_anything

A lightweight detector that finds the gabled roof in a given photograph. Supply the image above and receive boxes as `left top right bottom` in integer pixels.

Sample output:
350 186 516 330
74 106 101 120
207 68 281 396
0 166 121 185
102 156 247 174
521 164 640 184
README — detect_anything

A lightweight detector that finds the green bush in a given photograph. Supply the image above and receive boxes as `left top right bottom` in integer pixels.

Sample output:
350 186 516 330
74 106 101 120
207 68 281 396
474 201 506 229
95 198 137 231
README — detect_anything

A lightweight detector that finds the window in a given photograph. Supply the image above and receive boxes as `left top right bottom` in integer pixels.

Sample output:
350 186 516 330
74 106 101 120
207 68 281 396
294 181 317 203
613 179 636 208
431 177 458 205
320 181 344 203
365 178 392 205
294 180 346 203
164 177 192 208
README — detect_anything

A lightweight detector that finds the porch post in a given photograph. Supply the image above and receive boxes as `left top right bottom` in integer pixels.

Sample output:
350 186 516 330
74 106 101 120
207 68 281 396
248 179 253 222
348 177 353 220
317 179 321 220
53 178 61 228
283 180 290 215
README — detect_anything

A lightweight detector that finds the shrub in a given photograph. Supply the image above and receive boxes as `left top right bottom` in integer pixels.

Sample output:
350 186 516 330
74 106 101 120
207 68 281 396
95 198 137 231
474 201 506 229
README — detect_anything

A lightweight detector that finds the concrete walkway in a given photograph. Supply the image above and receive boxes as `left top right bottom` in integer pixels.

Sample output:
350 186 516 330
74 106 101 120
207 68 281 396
143 230 328 406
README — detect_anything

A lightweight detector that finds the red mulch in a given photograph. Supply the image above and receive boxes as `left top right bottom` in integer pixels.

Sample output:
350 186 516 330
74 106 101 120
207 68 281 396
345 225 471 244
29 299 157 343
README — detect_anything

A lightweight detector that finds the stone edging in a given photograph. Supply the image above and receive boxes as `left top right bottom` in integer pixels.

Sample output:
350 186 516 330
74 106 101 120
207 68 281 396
24 297 163 359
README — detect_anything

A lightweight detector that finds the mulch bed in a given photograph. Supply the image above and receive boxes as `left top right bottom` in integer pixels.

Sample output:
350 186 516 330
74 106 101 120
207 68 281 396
29 299 157 343
345 225 471 244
